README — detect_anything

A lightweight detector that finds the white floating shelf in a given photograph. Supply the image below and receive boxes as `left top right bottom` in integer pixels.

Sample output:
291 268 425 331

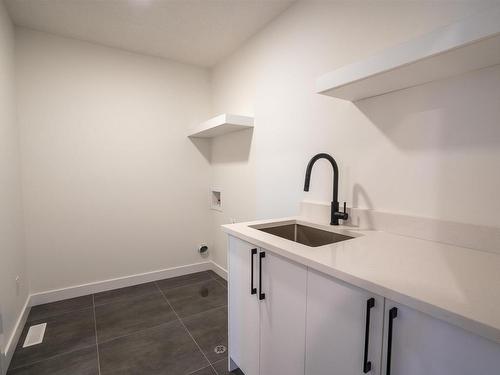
317 6 500 101
188 114 254 138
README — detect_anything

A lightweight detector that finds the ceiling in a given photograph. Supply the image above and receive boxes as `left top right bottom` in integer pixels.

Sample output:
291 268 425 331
4 0 295 67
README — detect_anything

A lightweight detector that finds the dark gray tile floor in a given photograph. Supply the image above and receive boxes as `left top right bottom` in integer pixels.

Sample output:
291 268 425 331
8 271 240 375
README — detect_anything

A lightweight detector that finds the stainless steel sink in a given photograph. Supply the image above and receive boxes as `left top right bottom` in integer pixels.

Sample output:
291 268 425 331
255 223 353 247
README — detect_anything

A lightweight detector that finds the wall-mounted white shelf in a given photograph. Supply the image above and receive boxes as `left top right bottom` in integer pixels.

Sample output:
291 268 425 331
188 113 254 138
316 6 500 101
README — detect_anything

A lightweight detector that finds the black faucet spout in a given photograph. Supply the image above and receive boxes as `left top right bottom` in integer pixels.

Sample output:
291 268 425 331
303 153 348 225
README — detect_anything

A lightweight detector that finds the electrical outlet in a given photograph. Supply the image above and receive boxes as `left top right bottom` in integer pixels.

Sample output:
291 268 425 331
15 275 20 296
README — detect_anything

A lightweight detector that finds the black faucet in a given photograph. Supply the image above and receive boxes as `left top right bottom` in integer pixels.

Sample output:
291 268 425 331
303 153 348 225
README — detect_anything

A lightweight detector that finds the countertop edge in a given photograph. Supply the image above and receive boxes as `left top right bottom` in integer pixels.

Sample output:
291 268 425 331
222 222 500 346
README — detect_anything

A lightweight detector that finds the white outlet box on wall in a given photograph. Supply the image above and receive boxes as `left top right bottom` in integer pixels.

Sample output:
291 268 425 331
210 188 223 212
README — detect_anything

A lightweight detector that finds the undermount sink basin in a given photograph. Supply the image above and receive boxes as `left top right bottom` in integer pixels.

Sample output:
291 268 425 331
255 223 354 247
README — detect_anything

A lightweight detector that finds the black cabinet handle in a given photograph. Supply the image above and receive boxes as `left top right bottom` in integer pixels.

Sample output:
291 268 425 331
386 307 398 375
259 252 266 300
363 298 375 373
250 249 257 295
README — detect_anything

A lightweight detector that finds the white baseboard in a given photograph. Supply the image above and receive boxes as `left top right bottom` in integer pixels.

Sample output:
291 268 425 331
210 260 227 280
30 261 212 306
3 296 31 375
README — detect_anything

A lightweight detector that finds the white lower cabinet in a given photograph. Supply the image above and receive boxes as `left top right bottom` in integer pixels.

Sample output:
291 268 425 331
228 236 260 375
228 236 307 375
382 300 500 375
305 268 384 375
260 250 307 375
229 236 500 375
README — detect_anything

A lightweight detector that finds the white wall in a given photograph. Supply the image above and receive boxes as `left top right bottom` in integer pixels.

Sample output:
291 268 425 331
8 1 500 288
15 29 213 293
210 1 500 268
0 0 27 365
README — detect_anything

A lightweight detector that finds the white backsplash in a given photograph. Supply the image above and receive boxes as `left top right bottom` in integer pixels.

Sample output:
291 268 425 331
300 201 500 255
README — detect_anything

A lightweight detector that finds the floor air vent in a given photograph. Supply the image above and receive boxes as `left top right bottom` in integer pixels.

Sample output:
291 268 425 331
23 323 47 348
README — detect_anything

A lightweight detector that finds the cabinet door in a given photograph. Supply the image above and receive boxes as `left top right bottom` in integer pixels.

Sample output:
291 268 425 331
228 236 260 375
259 250 308 375
382 300 500 375
305 269 384 375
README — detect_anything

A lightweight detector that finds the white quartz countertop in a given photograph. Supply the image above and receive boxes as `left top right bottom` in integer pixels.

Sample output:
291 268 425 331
222 216 500 345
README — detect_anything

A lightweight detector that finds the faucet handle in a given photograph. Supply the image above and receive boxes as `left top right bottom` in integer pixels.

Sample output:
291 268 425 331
342 202 349 221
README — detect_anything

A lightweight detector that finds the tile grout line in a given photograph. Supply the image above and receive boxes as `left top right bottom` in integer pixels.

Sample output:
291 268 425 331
208 270 227 285
12 273 222 373
92 295 102 375
210 276 227 290
212 358 228 367
91 302 226 353
92 290 163 309
185 363 216 375
158 275 218 293
70 295 223 347
175 303 227 321
30 274 209 314
32 271 217 312
7 343 98 372
9 305 96 371
96 320 177 346
154 281 220 375
27 305 94 324
94 288 226 345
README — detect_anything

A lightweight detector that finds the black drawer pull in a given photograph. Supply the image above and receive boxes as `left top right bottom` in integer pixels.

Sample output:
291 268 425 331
363 298 375 373
250 248 257 295
259 252 266 300
386 307 398 375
